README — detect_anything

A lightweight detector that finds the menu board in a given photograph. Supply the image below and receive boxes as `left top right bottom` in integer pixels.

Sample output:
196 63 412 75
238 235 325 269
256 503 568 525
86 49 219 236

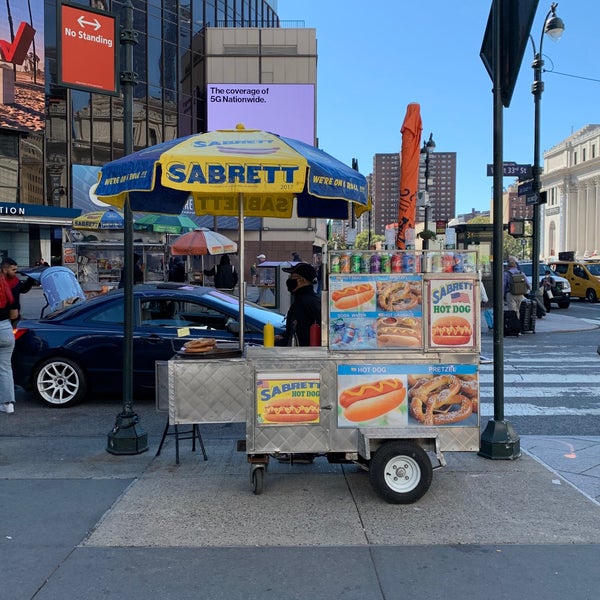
337 363 479 428
427 277 477 350
329 274 423 351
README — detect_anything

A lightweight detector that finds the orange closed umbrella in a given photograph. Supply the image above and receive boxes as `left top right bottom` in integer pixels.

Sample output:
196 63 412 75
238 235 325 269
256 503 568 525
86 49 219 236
396 103 423 249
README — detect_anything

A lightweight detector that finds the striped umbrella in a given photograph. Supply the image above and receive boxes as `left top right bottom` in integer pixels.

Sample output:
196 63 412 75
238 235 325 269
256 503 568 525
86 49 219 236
170 228 237 256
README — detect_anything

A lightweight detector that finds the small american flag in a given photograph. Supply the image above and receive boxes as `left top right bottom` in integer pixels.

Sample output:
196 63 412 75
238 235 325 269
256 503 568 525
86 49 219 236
451 292 470 303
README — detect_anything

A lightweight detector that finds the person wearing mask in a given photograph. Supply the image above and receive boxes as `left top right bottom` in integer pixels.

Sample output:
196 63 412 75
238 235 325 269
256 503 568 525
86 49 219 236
1 257 35 321
275 262 321 347
204 254 238 290
0 265 18 413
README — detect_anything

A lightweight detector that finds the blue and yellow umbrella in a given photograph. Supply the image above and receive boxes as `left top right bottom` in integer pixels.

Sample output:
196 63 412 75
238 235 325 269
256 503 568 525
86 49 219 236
72 208 125 230
95 126 368 218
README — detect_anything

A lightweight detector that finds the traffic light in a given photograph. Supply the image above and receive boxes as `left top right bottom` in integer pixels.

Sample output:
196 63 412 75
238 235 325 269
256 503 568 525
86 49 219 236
508 219 525 237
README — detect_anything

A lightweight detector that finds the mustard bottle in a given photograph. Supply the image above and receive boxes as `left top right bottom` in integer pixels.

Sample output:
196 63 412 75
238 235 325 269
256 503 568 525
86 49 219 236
263 321 274 347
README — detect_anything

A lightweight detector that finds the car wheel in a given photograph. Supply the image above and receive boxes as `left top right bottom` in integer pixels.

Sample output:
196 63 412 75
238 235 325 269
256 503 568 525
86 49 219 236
33 357 87 408
586 289 598 303
557 300 570 309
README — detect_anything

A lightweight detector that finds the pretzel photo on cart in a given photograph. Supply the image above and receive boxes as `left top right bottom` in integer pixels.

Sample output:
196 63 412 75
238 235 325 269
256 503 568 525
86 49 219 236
376 281 422 312
407 373 478 426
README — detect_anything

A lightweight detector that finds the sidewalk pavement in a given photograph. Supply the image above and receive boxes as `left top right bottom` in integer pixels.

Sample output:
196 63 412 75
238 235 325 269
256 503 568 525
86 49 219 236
1 287 598 598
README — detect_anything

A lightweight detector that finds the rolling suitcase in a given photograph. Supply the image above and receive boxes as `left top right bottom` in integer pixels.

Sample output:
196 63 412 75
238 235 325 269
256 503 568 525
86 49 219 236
519 298 536 333
503 310 521 337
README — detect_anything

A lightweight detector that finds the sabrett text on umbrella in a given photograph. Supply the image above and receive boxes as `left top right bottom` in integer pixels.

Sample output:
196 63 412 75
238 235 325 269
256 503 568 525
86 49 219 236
166 163 300 184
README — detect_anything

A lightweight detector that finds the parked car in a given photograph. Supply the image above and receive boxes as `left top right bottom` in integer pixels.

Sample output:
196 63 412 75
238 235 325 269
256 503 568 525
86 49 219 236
549 260 600 302
12 283 286 407
518 262 571 308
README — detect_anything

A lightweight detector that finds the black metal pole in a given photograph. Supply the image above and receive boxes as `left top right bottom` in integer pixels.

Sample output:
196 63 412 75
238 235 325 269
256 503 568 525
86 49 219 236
479 0 520 460
107 0 147 455
422 150 430 251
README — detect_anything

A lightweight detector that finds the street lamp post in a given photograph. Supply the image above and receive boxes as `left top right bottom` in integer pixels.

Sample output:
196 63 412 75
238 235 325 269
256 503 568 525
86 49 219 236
420 133 435 249
530 2 565 297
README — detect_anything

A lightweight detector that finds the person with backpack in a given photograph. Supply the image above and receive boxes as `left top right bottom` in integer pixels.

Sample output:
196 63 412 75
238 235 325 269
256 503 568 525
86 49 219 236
204 254 238 291
503 256 531 313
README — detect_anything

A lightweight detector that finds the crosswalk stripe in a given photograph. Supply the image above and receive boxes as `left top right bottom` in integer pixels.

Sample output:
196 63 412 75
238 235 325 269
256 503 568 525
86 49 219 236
480 403 600 416
478 354 600 410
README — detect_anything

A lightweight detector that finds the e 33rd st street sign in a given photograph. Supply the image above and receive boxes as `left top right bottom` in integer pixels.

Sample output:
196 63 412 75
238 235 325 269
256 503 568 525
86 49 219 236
58 2 118 95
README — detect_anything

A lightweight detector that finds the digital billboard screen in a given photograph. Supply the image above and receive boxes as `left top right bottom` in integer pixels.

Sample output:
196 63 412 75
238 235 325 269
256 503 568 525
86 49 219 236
207 83 315 145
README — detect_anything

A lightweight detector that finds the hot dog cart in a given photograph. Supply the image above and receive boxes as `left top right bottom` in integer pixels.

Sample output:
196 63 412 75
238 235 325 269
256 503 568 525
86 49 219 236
157 248 481 504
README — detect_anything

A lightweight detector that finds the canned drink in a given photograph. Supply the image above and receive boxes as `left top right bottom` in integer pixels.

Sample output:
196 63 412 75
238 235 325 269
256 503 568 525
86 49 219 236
453 253 465 273
342 326 356 345
360 253 370 273
351 253 362 273
380 253 391 273
431 252 442 272
330 254 341 273
402 252 415 273
340 253 351 273
370 253 381 273
391 253 402 273
442 253 454 273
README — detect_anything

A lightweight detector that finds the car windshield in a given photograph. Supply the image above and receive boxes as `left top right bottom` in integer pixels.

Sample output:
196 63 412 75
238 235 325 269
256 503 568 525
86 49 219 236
586 262 600 276
518 263 549 277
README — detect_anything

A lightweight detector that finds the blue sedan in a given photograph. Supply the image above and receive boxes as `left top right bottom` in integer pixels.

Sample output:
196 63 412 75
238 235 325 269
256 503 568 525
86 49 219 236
12 283 285 407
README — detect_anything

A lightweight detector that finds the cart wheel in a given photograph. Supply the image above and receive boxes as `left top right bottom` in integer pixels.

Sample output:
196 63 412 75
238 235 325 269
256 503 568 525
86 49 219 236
369 441 432 504
251 466 265 495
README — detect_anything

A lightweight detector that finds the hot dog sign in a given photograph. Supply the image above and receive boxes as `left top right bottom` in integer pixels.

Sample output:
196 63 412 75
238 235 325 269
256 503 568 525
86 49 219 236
427 277 476 349
337 364 479 428
256 372 320 425
329 274 423 351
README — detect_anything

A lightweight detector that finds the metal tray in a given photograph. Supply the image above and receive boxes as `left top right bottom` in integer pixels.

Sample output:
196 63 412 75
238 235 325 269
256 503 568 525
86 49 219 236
175 347 243 359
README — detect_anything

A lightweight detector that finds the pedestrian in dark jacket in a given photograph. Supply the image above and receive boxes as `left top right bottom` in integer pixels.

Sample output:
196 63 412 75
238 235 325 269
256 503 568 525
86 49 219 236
204 254 238 290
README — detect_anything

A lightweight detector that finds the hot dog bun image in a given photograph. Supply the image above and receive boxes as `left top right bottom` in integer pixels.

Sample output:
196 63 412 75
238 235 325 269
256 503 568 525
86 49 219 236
376 317 422 348
339 378 406 422
431 316 473 345
331 283 375 310
262 397 319 423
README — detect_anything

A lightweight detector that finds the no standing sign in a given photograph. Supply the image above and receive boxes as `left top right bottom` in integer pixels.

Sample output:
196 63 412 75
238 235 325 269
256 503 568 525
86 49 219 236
58 2 119 95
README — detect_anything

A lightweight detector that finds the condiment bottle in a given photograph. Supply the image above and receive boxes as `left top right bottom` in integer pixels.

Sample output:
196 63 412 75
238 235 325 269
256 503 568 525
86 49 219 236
263 321 274 347
310 321 321 346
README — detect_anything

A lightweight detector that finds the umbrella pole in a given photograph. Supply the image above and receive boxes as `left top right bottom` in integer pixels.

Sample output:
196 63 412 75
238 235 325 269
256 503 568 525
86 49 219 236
238 194 245 350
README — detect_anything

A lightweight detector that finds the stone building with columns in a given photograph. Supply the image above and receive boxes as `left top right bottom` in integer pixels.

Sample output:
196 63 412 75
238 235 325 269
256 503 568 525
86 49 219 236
542 124 600 260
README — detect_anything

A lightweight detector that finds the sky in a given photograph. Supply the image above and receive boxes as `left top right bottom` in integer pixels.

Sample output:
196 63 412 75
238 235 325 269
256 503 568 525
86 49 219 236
275 0 600 216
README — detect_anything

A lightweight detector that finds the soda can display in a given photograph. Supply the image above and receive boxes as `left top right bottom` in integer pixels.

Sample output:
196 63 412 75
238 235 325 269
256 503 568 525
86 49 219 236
402 252 415 273
370 252 381 273
431 252 442 272
340 253 351 273
453 253 465 273
351 253 362 273
330 254 341 273
391 253 402 273
380 253 391 273
360 253 370 273
442 253 454 273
